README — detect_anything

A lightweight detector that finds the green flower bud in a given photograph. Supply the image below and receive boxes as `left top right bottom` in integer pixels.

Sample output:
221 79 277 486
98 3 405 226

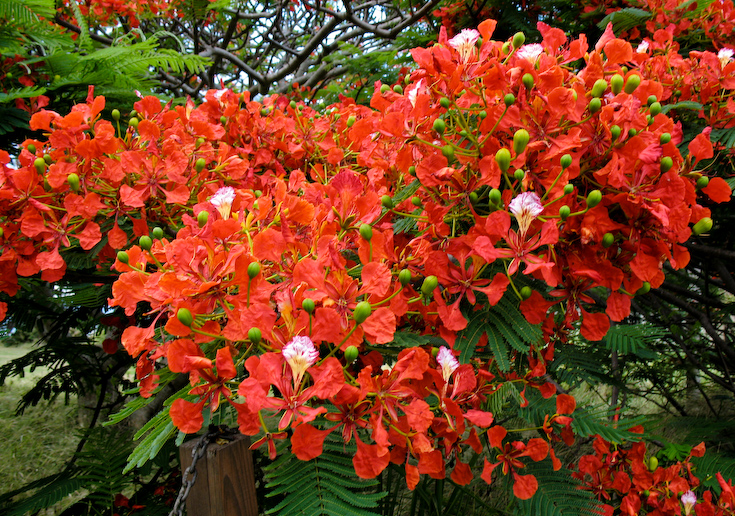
559 205 571 220
441 144 455 161
393 85 403 94
563 184 574 195
560 154 573 169
347 115 356 127
648 456 659 471
610 125 621 141
522 73 534 90
381 195 393 209
660 132 671 145
591 79 608 98
44 154 52 164
489 188 502 206
195 158 206 173
380 84 390 94
628 128 638 138
344 345 359 363
588 97 602 114
660 156 673 172
586 190 602 208
647 95 658 106
479 110 488 119
649 101 661 117
408 165 416 175
692 217 713 235
177 308 194 327
197 211 209 227
504 94 515 107
302 298 316 314
111 109 120 121
398 269 412 287
117 251 129 264
139 235 153 251
152 227 164 240
520 286 533 300
513 129 530 155
353 301 372 324
433 118 446 134
412 196 422 207
359 223 373 241
636 282 651 296
421 275 438 297
34 157 46 174
495 148 511 172
602 233 615 248
512 32 526 48
247 261 261 279
248 327 262 344
696 176 709 189
610 74 624 94
469 191 479 204
624 74 641 94
27 144 36 155
129 117 139 129
289 100 298 110
439 97 451 109
67 173 80 192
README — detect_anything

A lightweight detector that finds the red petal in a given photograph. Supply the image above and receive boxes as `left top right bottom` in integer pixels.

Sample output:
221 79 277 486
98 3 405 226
556 393 577 415
450 460 473 485
702 177 732 203
524 438 549 461
580 310 610 341
291 424 330 460
170 399 204 434
353 439 390 479
512 473 538 500
464 409 494 427
487 425 507 448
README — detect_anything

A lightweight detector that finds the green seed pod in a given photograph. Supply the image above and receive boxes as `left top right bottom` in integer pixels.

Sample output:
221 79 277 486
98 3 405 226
649 101 661 117
197 210 209 227
408 166 416 175
559 205 571 220
43 154 52 165
563 184 574 195
489 188 502 206
501 42 511 55
260 107 269 117
412 196 422 207
495 148 511 172
514 169 525 181
195 137 205 149
248 327 262 344
696 176 709 189
610 74 624 94
660 156 673 172
111 109 120 121
478 110 488 119
628 128 638 138
588 97 602 114
520 286 533 300
247 261 261 279
442 144 455 161
117 251 129 264
586 190 602 208
433 118 446 134
610 125 621 141
591 79 608 98
636 282 651 296
152 227 164 240
624 74 641 94
27 144 36 155
254 190 263 198
347 115 356 127
647 95 658 106
129 117 139 129
381 195 393 209
648 456 659 471
399 269 412 286
359 223 373 241
469 191 479 204
353 301 372 324
302 298 316 314
289 100 298 110
560 154 573 169
602 233 615 248
33 157 46 174
692 217 713 235
513 129 530 155
139 235 153 251
177 308 194 327
439 97 451 109
421 275 439 297
504 94 515 107
195 158 206 173
220 115 228 124
522 73 534 90
660 132 671 145
380 84 390 94
393 85 403 94
67 173 80 192
512 32 526 48
344 345 359 363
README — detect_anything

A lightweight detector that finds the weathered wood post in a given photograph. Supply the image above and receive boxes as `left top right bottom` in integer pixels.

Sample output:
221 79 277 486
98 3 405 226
179 434 258 516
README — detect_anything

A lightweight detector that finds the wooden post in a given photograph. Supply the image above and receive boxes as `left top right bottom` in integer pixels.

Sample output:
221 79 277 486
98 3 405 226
179 434 258 516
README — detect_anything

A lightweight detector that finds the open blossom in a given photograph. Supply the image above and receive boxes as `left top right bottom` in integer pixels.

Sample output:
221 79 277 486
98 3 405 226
718 47 734 67
516 43 544 62
681 490 697 515
282 336 319 386
436 346 460 383
509 192 544 237
448 29 480 64
210 186 236 219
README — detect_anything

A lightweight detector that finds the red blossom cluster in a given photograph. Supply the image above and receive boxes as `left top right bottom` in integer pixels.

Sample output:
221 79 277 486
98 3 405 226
0 18 733 511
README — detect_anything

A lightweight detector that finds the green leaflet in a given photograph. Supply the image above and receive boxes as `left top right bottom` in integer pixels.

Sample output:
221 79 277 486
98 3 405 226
263 434 386 516
597 7 651 32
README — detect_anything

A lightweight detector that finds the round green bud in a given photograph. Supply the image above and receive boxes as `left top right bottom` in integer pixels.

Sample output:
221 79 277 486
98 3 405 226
220 115 228 124
412 196 422 207
522 73 534 90
649 101 661 117
195 158 206 173
502 42 511 55
696 176 709 189
359 223 373 241
248 327 262 344
591 79 608 98
129 117 139 129
512 32 526 48
33 157 46 174
514 169 525 181
139 235 153 251
433 118 446 134
479 110 488 119
247 261 261 279
692 217 713 235
628 128 638 138
602 233 615 248
302 298 316 314
399 269 412 286
117 251 129 264
610 125 621 141
421 275 439 297
27 144 36 155
381 195 393 209
495 148 511 172
347 115 356 127
344 345 359 363
408 165 416 175
353 301 372 324
254 190 263 198
439 97 451 109
504 94 515 107
660 156 673 172
441 144 455 161
380 84 390 94
559 205 571 220
513 129 530 155
195 137 205 149
610 74 624 94
111 109 120 121
520 286 533 300
660 132 671 145
67 173 80 192
260 107 269 117
647 95 658 106
393 85 403 94
197 210 209 227
289 100 298 110
469 191 479 204
489 188 502 206
177 308 194 327
588 97 602 114
560 154 573 169
648 456 659 471
130 110 137 118
624 74 641 94
586 190 602 208
636 282 651 296
563 184 574 195
152 227 164 240
44 154 52 164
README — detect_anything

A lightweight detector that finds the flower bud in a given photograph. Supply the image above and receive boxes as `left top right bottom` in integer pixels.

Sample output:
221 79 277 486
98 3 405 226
111 109 120 121
359 223 373 241
68 173 80 192
591 79 608 98
560 154 573 169
602 233 615 248
588 97 601 114
522 73 534 90
197 211 209 227
660 156 673 172
302 298 316 314
139 235 152 251
610 125 621 141
353 301 372 324
344 345 359 363
513 129 530 155
399 269 412 286
117 251 129 264
696 176 709 189
512 32 525 48
195 158 206 173
610 74 624 94
248 327 262 344
660 132 671 145
381 195 393 209
624 74 641 94
586 190 602 208
177 308 194 327
559 205 571 220
433 118 446 134
495 148 511 172
247 261 261 279
504 94 515 107
439 97 450 109
34 157 45 174
421 275 438 297
692 217 713 235
520 286 532 299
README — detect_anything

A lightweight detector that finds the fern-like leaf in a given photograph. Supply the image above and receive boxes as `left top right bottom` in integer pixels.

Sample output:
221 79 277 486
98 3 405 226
263 434 386 516
597 7 651 32
690 452 735 490
0 0 55 24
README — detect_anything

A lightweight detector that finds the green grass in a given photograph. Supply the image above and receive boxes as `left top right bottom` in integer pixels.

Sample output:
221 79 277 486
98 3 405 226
0 342 80 497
